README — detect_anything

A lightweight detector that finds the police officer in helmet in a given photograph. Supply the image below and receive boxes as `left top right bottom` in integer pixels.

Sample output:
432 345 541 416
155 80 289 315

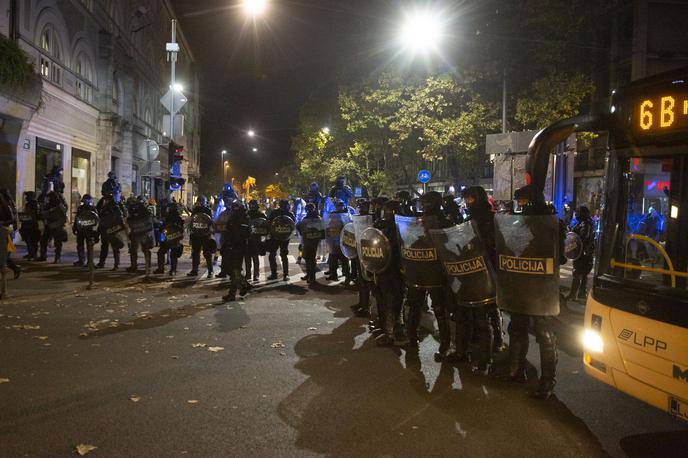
267 199 295 281
187 195 216 278
72 194 99 267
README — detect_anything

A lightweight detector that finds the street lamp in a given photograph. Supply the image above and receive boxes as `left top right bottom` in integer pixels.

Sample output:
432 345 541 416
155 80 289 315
252 147 258 152
247 129 255 138
221 150 228 184
398 9 445 56
242 0 267 17
322 127 330 135
172 83 184 92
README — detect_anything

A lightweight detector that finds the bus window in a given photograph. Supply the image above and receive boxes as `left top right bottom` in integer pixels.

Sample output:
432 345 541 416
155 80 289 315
602 156 688 292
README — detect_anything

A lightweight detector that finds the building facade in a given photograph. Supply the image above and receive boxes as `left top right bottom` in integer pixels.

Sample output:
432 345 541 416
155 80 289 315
0 0 201 215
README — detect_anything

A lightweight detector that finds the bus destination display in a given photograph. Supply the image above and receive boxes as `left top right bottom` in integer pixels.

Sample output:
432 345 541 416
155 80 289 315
632 90 688 136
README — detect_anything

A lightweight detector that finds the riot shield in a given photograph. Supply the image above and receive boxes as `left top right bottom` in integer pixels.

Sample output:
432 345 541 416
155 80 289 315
325 212 350 254
190 212 212 238
45 206 67 230
359 227 391 274
214 209 231 246
18 211 36 225
100 210 128 249
129 213 154 246
395 215 445 288
340 222 358 260
564 232 583 261
352 215 374 281
75 210 100 238
250 217 270 239
429 221 496 307
270 215 295 241
494 213 560 316
300 218 325 242
162 223 184 248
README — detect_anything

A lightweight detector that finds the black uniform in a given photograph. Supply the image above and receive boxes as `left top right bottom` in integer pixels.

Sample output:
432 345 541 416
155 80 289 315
404 192 453 361
567 207 595 301
267 207 295 280
187 204 216 277
222 206 251 301
38 191 68 263
0 190 20 278
96 197 127 270
297 210 322 285
506 189 561 399
19 193 40 260
72 202 99 266
155 205 184 275
126 199 155 273
245 207 267 281
326 207 351 282
371 201 405 346
450 186 499 374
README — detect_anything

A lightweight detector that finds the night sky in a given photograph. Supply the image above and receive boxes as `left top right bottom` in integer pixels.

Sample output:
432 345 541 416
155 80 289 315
170 0 395 192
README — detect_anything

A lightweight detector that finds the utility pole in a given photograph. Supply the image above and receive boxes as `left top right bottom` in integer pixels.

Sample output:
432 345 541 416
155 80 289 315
167 19 178 144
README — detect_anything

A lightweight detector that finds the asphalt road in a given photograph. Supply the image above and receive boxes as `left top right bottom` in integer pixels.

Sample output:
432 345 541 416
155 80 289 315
0 244 686 457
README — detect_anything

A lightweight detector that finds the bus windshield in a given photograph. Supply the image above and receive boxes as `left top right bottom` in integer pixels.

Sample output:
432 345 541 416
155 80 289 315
599 153 688 296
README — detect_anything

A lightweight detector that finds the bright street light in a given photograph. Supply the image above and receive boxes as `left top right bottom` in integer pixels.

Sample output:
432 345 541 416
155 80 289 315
247 130 255 137
252 147 258 152
322 127 330 134
398 9 445 55
221 149 227 155
242 0 267 17
172 83 184 92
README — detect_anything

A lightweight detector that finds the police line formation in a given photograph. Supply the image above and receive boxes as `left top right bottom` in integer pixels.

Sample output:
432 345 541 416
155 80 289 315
0 171 587 401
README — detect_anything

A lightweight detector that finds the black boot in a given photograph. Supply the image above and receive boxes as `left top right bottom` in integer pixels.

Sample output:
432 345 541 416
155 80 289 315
472 313 494 376
489 306 506 352
206 258 214 279
154 252 165 274
406 305 422 347
566 273 582 300
505 338 529 382
126 251 138 272
533 326 558 400
111 250 120 271
170 256 178 276
578 276 588 300
434 315 451 362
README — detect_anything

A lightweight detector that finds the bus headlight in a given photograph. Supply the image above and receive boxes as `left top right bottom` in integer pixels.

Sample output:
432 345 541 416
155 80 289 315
582 329 604 353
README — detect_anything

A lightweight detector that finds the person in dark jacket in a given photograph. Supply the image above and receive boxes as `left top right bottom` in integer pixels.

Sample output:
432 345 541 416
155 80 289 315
297 203 322 286
326 199 351 283
0 189 20 279
72 194 99 267
566 206 595 301
222 201 251 302
267 199 295 281
245 200 267 282
154 202 184 276
187 196 216 278
126 196 155 273
19 191 40 260
95 191 127 270
448 186 500 375
37 190 68 263
372 200 405 346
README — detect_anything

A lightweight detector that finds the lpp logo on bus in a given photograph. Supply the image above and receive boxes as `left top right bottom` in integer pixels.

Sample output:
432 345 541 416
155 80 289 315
618 328 668 353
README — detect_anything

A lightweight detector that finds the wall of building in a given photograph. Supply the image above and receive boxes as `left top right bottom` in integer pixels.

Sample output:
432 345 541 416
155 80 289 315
0 0 201 213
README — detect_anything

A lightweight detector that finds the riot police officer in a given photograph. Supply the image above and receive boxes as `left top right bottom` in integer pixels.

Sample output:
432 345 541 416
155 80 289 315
246 200 267 282
0 189 20 280
566 206 595 301
155 202 184 276
504 185 560 399
298 203 323 286
328 176 353 207
37 190 68 263
187 196 216 278
449 186 498 375
222 200 251 302
404 191 453 361
372 200 405 346
326 199 351 283
267 199 295 281
95 190 127 270
72 195 99 267
350 199 372 316
305 182 324 212
126 196 155 274
18 191 40 260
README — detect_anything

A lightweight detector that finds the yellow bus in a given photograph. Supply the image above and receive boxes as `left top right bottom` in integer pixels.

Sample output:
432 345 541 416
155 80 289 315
528 67 688 420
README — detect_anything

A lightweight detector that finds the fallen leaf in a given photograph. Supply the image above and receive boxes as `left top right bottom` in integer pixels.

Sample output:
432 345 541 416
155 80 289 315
74 294 85 298
239 325 248 329
75 444 97 455
0 378 9 383
207 346 224 353
270 341 286 349
308 327 317 331
279 352 287 356
170 355 179 360
33 336 49 340
130 395 141 403
12 324 41 330
191 343 207 348
187 400 199 404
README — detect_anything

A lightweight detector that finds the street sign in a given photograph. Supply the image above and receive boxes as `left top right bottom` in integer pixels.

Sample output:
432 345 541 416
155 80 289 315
160 89 187 114
418 169 431 184
138 140 159 161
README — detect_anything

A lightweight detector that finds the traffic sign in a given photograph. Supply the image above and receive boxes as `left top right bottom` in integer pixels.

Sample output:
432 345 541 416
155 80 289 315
418 169 431 184
160 89 187 114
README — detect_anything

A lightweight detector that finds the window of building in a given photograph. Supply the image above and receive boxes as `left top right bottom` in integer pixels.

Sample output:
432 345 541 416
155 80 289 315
75 53 93 103
39 25 63 86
